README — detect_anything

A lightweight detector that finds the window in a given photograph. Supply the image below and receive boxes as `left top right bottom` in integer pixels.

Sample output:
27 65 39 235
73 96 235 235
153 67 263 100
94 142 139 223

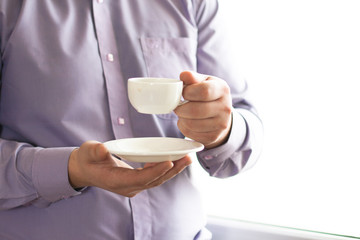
195 1 360 238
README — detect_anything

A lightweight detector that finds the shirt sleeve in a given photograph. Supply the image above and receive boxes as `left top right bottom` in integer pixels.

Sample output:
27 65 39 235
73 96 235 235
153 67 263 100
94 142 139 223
0 139 81 210
194 0 264 177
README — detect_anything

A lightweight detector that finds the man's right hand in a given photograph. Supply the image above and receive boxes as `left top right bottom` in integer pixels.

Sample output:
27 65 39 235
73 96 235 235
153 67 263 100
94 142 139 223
68 141 192 197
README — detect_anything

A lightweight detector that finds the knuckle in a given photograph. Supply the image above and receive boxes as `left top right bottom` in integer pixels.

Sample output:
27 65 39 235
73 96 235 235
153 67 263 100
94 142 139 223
217 78 231 94
200 86 212 99
224 104 232 114
220 101 232 116
222 83 231 95
206 133 219 144
209 135 219 144
219 121 229 130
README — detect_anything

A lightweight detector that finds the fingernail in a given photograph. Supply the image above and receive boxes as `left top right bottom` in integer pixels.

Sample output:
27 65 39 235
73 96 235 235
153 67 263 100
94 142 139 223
163 161 174 170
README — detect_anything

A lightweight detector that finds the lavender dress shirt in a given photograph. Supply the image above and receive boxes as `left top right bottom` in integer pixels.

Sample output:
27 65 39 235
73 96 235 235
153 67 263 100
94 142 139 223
0 0 263 239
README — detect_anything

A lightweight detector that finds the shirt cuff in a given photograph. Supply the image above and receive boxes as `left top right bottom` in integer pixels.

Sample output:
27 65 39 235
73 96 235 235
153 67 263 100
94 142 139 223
20 146 81 202
197 110 247 174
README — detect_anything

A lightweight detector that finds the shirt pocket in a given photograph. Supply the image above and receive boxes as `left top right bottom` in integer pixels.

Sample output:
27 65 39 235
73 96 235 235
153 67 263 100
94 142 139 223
140 37 197 79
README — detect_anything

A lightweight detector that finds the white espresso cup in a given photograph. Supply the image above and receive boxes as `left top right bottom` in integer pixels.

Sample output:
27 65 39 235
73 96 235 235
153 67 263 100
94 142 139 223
128 77 186 114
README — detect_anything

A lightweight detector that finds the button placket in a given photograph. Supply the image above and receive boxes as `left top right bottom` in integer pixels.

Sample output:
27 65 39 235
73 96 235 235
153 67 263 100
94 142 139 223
92 1 133 139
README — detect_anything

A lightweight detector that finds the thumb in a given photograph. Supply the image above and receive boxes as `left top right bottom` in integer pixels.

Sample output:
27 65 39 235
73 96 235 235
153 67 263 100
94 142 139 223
80 141 108 163
69 141 108 188
180 71 209 85
94 142 109 160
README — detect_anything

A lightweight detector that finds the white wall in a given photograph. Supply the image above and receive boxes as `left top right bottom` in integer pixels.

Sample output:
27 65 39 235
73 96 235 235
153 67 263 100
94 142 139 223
194 0 360 237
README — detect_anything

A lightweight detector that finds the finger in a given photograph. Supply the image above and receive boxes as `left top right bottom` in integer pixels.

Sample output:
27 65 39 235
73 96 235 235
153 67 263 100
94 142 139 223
145 156 192 188
94 142 109 159
99 161 175 194
85 141 133 169
184 80 229 102
112 156 134 168
112 160 183 194
142 156 192 182
79 141 113 164
177 119 223 141
121 161 174 186
177 129 224 148
125 156 191 196
123 190 142 198
70 141 122 188
177 117 230 133
180 71 208 85
175 100 229 119
180 71 230 102
143 162 159 168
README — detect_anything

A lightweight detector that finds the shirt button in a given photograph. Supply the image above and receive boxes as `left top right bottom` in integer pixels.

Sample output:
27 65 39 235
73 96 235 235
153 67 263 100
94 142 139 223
204 155 213 160
97 0 104 3
118 117 125 125
107 53 114 62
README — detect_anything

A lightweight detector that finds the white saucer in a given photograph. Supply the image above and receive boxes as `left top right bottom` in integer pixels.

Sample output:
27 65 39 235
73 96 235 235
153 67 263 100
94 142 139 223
104 137 204 162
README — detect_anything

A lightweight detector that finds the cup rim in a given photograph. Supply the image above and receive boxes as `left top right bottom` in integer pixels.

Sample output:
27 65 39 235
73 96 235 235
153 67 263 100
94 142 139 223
128 77 181 84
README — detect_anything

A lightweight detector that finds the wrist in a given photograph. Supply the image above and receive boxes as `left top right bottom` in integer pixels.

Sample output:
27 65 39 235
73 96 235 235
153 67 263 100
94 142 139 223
68 148 86 189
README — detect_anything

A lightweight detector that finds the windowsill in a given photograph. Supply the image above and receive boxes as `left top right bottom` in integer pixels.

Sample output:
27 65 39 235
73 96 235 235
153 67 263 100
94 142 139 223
206 216 356 240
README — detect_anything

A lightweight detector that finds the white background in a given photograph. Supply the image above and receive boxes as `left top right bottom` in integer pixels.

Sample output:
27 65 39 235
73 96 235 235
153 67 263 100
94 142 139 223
193 0 360 237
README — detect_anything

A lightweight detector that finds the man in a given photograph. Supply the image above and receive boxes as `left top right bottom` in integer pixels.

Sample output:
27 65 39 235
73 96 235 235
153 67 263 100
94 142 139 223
0 1 262 239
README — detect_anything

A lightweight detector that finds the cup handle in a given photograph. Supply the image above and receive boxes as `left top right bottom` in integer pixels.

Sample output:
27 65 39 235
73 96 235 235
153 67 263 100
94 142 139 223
178 98 189 106
178 84 189 106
